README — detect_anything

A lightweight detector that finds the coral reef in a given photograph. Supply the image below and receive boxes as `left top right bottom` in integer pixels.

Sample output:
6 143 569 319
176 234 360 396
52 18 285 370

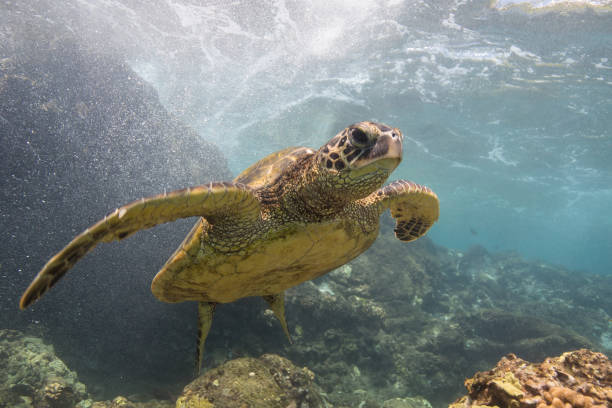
176 354 325 408
274 222 610 406
0 329 88 408
449 349 612 408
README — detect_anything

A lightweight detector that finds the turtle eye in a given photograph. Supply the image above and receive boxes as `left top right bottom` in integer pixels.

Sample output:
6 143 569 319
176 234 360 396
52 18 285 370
349 128 369 147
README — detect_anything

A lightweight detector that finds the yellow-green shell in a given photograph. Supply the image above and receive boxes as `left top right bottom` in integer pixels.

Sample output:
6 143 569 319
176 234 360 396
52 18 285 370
151 146 379 303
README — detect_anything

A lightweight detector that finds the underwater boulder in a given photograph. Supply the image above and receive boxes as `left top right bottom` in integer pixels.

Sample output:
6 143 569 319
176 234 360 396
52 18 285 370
382 397 432 408
84 395 173 408
176 354 325 408
449 349 612 408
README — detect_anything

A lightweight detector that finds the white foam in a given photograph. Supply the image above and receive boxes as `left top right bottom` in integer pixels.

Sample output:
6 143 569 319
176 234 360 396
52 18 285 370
493 0 612 10
482 145 519 167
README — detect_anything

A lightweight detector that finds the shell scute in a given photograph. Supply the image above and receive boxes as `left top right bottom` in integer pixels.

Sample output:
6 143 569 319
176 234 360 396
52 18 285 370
234 147 315 190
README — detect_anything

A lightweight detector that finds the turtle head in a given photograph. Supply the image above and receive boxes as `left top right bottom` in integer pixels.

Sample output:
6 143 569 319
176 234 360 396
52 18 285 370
311 121 403 203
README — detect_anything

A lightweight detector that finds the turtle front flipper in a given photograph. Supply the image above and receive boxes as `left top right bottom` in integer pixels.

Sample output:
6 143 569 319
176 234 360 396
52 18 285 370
375 180 439 242
20 182 260 310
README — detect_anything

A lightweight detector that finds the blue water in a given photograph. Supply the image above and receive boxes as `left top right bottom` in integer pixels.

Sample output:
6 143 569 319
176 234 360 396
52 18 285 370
20 0 612 276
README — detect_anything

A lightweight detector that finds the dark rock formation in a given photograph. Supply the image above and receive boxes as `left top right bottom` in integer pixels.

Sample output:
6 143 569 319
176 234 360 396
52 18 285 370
449 349 612 408
1 3 231 398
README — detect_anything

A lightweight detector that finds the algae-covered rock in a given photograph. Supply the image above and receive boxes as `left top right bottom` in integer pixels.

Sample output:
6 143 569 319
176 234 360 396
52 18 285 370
0 329 89 407
382 397 433 408
87 396 174 408
176 354 325 408
449 349 612 408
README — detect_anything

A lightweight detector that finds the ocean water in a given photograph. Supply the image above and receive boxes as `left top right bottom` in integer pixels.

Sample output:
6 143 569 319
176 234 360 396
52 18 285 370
40 0 610 275
1 0 612 406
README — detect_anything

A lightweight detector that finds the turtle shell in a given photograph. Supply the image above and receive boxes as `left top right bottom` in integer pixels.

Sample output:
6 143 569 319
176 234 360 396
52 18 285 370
149 146 381 304
234 146 315 189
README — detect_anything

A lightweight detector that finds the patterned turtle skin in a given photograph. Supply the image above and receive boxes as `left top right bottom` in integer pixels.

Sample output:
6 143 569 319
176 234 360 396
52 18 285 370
20 121 439 374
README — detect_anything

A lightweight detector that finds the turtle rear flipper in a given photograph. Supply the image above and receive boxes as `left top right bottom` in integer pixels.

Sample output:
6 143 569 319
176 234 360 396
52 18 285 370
263 292 292 344
376 180 439 242
195 301 216 377
19 182 260 309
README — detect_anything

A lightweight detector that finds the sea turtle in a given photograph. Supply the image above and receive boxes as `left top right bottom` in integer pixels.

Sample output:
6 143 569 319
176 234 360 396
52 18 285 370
20 121 439 374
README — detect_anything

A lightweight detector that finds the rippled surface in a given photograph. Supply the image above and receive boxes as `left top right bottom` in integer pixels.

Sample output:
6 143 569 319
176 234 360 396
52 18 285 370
16 0 612 273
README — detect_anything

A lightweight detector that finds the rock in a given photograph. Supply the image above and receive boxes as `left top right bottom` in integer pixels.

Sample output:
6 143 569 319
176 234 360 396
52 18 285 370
382 397 432 408
176 354 325 408
449 349 612 408
86 396 173 408
43 379 77 408
0 329 89 407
